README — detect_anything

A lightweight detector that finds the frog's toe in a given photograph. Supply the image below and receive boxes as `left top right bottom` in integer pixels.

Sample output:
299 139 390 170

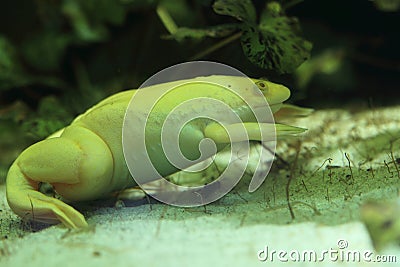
8 189 88 229
6 157 89 229
31 192 88 229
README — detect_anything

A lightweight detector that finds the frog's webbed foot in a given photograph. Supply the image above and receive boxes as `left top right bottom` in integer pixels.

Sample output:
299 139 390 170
6 164 88 229
28 194 88 229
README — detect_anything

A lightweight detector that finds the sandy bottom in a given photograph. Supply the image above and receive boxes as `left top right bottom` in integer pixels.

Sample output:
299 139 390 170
1 106 400 267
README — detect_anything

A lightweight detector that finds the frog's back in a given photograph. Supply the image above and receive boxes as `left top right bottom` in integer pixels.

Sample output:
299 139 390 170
72 90 135 139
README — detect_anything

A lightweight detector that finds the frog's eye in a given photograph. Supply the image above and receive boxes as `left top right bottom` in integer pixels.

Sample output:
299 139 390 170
255 81 268 92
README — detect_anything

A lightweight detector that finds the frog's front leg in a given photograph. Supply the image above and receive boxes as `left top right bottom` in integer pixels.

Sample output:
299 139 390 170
117 122 306 200
168 122 306 187
6 125 114 229
204 122 306 143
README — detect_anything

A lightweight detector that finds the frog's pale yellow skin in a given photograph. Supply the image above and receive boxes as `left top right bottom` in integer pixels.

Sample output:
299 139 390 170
6 75 308 229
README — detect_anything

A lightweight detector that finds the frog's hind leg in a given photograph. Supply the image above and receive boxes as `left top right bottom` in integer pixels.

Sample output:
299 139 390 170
6 140 89 229
6 125 114 228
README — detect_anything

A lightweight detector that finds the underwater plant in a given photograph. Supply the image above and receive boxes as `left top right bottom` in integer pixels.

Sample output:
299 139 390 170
159 0 312 73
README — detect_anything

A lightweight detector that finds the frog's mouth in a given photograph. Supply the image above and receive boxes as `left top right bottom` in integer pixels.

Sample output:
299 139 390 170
251 102 282 123
269 103 283 114
253 102 282 114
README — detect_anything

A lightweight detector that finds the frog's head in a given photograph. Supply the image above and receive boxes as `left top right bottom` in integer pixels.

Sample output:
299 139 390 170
250 78 290 113
191 75 291 113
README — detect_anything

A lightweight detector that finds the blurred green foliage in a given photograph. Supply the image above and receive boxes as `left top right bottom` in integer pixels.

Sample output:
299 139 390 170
165 0 312 72
0 0 399 183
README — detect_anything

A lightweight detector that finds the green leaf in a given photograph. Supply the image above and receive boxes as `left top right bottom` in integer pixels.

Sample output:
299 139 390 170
212 0 256 23
0 35 67 90
79 0 127 26
241 1 312 73
62 0 106 41
119 0 160 7
0 37 16 74
240 25 270 68
164 23 240 42
22 32 72 72
62 0 129 42
0 36 31 90
372 0 400 12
